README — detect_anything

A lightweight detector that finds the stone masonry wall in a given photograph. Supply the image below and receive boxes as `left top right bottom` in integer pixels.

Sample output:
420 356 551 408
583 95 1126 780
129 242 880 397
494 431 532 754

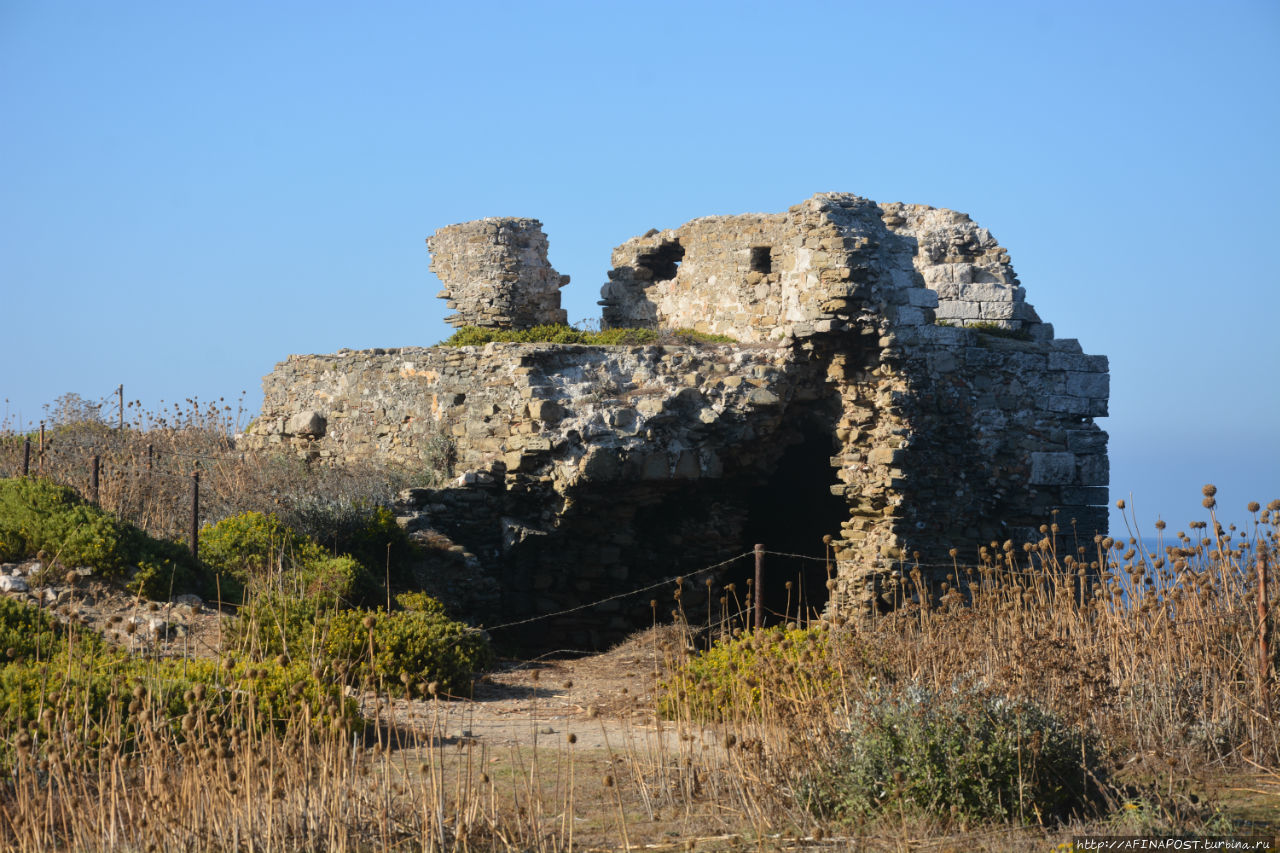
880 203 1043 332
245 193 1109 644
427 218 569 329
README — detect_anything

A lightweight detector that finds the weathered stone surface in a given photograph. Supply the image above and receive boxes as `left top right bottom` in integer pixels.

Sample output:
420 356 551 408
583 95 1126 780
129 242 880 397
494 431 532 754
244 193 1109 646
427 218 568 329
286 410 326 437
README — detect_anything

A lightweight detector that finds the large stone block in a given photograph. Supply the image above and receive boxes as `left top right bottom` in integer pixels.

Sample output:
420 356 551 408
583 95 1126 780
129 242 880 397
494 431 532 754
1065 371 1109 399
286 410 326 437
1030 452 1077 485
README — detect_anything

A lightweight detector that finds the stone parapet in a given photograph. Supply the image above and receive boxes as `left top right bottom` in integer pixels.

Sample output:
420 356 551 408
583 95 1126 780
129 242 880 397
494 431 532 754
427 218 568 329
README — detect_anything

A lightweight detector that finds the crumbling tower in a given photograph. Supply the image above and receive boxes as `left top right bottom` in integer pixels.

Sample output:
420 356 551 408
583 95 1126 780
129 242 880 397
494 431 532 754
427 218 569 329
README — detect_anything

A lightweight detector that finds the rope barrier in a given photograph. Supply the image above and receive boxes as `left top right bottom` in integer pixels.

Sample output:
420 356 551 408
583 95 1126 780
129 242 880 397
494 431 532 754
477 551 753 635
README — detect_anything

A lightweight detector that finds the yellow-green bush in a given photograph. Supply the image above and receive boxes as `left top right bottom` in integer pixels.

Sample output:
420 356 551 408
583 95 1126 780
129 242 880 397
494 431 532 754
0 476 139 570
0 597 355 751
323 603 493 698
0 477 208 598
199 511 374 606
0 595 102 665
662 624 846 721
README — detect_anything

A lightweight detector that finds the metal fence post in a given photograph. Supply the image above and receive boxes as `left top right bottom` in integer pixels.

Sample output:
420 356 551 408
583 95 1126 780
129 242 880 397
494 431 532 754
90 455 100 505
22 439 30 476
754 543 765 631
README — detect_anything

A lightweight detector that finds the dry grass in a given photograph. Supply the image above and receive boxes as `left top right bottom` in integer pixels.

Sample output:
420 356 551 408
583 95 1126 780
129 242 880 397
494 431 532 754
655 494 1280 839
0 395 438 545
1 398 1276 849
3 497 1271 850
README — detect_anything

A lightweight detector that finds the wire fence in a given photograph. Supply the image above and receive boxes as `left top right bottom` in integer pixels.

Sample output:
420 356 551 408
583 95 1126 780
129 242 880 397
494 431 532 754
4 395 1275 713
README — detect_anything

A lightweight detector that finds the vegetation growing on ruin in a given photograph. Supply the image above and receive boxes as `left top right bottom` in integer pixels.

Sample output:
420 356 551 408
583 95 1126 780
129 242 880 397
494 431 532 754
440 324 736 347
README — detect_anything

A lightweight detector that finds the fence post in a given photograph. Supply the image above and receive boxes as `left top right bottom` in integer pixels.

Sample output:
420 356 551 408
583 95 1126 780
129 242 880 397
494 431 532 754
147 443 154 472
754 543 765 631
117 385 124 431
189 467 200 561
1260 548 1272 723
90 455 100 505
22 439 30 477
38 422 45 476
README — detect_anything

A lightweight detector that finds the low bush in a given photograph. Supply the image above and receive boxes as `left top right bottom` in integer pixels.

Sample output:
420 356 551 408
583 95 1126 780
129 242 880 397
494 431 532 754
323 599 493 697
0 597 355 751
225 579 491 698
199 511 376 606
0 595 101 664
0 477 209 598
661 623 881 722
0 476 135 571
813 686 1104 825
313 504 418 591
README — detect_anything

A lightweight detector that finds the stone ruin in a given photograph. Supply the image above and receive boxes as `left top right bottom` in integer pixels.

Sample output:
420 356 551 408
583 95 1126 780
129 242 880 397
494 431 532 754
242 193 1109 648
427 218 569 329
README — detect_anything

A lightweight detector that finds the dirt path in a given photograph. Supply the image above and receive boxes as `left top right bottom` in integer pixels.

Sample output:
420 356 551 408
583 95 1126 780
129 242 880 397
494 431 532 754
364 625 721 756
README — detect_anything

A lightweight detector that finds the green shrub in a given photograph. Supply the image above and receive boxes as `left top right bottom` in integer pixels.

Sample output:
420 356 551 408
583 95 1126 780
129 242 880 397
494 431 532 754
0 653 356 748
0 597 356 752
167 655 357 732
310 504 417 594
440 325 737 348
226 592 330 661
323 605 493 697
129 535 210 600
813 686 1103 824
198 511 307 580
0 477 133 571
661 624 844 721
0 477 208 598
395 590 447 616
199 511 374 606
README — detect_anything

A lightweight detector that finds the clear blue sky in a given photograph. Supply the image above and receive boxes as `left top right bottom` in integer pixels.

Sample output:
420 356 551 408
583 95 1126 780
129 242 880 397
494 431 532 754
3 0 1277 535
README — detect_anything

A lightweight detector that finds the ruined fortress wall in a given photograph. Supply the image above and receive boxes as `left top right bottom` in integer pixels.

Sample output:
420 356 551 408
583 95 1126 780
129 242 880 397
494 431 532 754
245 332 1106 628
246 342 796 477
427 218 569 329
244 193 1108 642
880 203 1042 330
601 196 935 343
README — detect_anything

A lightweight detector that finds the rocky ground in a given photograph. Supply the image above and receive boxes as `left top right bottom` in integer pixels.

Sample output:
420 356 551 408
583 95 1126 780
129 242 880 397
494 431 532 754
1 559 225 657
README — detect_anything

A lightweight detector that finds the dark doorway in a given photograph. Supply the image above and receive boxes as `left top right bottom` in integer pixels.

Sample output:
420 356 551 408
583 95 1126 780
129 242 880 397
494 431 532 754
739 421 846 625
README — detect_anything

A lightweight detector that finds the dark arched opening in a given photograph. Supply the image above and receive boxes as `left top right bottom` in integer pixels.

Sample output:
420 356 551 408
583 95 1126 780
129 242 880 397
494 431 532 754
738 419 846 625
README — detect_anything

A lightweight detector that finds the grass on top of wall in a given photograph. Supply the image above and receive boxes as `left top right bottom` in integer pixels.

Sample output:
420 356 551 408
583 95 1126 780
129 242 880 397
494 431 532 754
440 324 736 347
